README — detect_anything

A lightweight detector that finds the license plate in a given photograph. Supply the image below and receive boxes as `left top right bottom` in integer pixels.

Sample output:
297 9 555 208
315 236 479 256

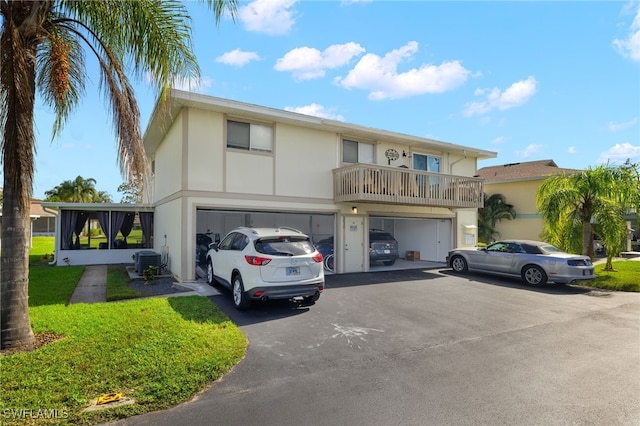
384 250 390 254
286 266 300 276
584 270 593 276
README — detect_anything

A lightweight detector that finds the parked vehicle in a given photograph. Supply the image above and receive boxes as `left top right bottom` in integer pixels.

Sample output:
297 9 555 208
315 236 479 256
206 227 324 309
446 240 595 285
369 229 398 266
314 229 399 268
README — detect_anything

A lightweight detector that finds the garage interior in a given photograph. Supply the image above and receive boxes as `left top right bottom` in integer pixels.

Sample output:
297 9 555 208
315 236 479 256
195 209 448 279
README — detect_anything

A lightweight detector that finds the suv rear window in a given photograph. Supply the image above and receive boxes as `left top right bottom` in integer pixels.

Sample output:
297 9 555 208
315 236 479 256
370 232 395 241
255 236 315 256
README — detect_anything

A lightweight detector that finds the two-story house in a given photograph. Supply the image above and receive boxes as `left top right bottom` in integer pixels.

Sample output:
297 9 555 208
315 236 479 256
143 90 496 281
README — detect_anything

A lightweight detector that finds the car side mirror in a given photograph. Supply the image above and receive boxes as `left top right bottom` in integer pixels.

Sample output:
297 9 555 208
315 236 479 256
208 242 219 251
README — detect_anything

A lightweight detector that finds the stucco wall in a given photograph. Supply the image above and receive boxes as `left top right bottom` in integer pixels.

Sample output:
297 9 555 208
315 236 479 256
186 108 224 192
153 198 183 280
484 179 544 241
153 112 184 200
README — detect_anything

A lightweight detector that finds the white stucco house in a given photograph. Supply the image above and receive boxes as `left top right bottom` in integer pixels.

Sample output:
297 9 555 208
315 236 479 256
141 90 496 281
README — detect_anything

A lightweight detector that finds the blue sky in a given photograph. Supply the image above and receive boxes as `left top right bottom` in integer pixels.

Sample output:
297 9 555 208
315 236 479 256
26 0 640 200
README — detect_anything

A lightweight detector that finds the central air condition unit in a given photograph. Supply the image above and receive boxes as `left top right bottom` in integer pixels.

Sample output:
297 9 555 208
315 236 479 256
135 250 161 274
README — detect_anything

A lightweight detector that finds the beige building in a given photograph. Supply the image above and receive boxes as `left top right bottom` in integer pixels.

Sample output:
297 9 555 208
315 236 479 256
477 160 581 241
143 90 496 281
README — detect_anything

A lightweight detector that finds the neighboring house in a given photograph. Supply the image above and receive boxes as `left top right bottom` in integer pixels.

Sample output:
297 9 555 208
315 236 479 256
30 198 56 236
0 193 56 242
143 90 496 281
477 160 582 241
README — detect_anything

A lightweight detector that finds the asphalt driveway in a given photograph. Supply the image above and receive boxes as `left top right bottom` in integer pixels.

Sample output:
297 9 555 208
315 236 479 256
114 267 640 426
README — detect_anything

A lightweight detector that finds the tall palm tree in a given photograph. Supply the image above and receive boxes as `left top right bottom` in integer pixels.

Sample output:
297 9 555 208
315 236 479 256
44 175 110 202
536 164 640 269
478 193 516 244
1 0 237 349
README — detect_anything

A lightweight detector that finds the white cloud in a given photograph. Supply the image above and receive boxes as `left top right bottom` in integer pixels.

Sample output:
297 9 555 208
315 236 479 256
463 77 537 117
607 117 638 132
491 136 507 145
275 43 365 80
216 49 260 67
284 103 345 121
515 143 543 158
613 5 640 62
597 142 640 164
568 146 577 154
335 41 470 100
238 0 297 36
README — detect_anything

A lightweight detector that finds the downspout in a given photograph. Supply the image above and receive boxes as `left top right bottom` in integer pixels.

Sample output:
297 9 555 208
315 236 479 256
448 150 467 174
42 205 58 265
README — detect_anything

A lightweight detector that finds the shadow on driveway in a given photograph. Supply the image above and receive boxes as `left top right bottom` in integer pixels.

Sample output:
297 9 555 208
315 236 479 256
439 269 597 295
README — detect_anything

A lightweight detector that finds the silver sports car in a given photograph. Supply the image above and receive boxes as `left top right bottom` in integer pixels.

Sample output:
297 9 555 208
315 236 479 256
446 240 595 285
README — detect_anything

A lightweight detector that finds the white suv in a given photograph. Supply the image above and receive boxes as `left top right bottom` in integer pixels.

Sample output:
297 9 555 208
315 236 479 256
206 227 324 310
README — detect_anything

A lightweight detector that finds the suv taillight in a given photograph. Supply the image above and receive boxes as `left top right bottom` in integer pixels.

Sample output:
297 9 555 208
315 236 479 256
245 255 272 266
312 253 323 263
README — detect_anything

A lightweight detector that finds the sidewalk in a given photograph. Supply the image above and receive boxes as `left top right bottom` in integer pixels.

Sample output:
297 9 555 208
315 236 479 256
69 265 219 304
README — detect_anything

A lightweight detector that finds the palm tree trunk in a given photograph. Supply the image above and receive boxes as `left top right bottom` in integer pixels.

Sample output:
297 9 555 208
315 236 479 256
0 183 34 349
0 5 40 349
582 221 592 257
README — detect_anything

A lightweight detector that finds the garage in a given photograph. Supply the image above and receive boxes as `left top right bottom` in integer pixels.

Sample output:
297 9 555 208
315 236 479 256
195 209 335 277
369 216 452 266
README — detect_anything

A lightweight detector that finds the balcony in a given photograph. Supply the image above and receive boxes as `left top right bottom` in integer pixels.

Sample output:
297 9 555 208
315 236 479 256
333 163 484 208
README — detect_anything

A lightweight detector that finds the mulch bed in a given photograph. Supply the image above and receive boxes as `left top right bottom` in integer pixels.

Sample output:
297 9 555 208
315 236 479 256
127 276 192 297
1 332 64 356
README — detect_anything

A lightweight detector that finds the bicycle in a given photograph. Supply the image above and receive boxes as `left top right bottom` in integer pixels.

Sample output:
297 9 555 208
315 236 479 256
323 253 334 273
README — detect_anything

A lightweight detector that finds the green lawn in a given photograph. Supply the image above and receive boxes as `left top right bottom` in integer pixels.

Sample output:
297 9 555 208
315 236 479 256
0 237 247 425
585 260 640 292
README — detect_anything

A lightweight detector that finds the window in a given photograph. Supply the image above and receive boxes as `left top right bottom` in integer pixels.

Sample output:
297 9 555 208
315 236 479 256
343 139 374 164
227 120 273 152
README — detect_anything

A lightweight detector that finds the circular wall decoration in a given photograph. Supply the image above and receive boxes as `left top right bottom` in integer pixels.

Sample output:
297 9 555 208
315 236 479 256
385 149 399 162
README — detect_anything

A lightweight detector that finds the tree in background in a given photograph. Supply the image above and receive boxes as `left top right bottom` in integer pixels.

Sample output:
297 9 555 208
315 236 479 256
44 175 112 203
478 193 517 244
117 180 142 204
536 163 640 270
1 0 237 350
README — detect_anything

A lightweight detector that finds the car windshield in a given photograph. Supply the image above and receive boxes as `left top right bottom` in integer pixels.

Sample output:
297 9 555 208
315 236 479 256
255 236 315 256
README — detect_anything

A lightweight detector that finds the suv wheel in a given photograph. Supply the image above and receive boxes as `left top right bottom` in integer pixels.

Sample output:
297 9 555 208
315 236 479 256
232 274 251 310
206 260 216 286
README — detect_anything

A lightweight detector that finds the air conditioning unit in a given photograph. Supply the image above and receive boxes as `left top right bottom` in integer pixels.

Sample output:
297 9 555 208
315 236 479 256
135 250 161 274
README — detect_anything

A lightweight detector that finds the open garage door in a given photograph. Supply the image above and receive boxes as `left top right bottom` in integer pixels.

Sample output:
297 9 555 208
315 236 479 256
195 209 335 276
370 216 452 267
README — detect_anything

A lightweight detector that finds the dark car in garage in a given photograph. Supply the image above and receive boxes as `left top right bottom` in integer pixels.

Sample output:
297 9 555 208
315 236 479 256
315 229 399 267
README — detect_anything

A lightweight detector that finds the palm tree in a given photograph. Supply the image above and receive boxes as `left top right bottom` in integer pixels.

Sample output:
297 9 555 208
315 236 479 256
1 0 237 350
536 164 640 269
44 175 111 202
478 193 516 244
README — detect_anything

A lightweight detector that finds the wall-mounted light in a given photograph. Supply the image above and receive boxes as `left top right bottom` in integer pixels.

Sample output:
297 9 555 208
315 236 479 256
351 206 358 214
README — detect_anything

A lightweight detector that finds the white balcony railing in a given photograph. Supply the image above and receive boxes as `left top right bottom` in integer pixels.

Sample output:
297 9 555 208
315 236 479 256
333 163 484 208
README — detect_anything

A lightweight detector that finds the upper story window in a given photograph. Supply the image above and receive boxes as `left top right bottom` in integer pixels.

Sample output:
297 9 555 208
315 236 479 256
227 120 273 153
412 153 441 173
343 139 374 164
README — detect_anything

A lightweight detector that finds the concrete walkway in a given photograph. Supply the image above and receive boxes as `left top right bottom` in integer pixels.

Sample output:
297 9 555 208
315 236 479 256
69 265 218 304
69 265 108 304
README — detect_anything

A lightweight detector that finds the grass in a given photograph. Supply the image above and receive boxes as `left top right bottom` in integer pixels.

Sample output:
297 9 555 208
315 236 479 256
106 265 141 301
585 260 640 292
0 237 247 425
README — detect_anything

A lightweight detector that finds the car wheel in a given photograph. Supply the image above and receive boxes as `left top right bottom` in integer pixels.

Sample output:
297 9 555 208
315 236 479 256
383 259 396 266
206 260 216 286
450 255 468 272
232 275 251 310
522 265 547 285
